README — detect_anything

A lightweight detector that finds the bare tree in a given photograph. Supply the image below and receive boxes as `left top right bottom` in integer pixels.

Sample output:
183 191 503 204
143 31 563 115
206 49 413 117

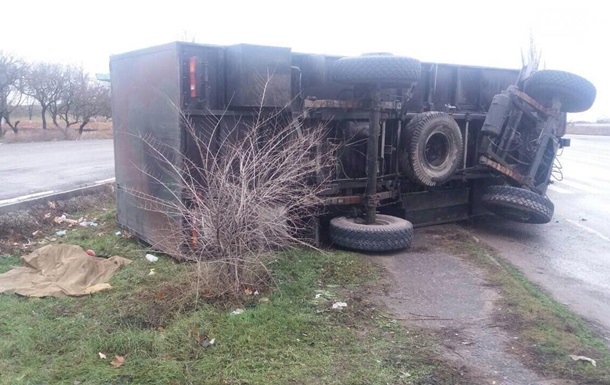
57 75 111 135
23 62 65 129
75 80 111 134
56 65 85 129
520 32 543 81
0 52 26 135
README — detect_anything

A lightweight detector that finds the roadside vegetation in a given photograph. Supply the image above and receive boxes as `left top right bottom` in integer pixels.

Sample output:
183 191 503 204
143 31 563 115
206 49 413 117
0 194 467 385
445 232 610 384
2 194 610 384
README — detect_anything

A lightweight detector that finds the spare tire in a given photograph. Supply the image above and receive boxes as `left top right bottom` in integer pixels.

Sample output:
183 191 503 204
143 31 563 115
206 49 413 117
524 70 596 113
329 214 413 252
331 54 421 87
400 112 463 186
482 185 554 224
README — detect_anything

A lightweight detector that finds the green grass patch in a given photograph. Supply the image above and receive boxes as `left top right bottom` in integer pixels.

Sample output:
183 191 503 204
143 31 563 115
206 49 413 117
0 202 462 385
451 232 610 384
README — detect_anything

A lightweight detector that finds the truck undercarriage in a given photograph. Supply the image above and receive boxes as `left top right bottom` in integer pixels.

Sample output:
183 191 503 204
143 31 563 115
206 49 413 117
110 42 596 254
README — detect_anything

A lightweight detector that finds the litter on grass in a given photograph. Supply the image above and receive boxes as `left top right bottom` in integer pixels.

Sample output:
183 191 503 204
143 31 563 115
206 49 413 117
145 254 159 263
79 221 98 227
230 309 245 315
110 355 125 368
569 355 597 367
54 215 79 225
332 302 348 309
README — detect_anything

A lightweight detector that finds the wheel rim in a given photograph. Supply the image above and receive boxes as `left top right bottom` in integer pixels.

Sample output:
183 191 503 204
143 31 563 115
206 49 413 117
424 132 450 169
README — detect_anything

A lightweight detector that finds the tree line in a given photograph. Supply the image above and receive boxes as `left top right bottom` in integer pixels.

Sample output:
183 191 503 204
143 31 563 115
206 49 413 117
0 52 111 137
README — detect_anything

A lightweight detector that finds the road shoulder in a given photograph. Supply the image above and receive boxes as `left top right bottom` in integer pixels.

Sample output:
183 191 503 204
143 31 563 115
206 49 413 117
371 225 610 384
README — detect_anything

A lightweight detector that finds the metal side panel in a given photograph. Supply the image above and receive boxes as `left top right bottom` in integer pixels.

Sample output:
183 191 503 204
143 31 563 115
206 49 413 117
406 63 519 114
225 44 292 108
401 188 470 226
110 43 184 253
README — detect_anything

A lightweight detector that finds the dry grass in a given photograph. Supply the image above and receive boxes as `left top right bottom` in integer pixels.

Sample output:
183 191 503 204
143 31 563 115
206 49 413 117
0 121 113 143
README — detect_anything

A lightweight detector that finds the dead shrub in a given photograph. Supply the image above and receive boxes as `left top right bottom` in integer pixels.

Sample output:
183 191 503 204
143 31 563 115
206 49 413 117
131 95 335 298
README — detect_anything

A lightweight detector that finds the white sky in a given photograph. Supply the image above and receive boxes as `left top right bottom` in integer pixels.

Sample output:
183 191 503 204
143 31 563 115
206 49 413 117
1 0 606 121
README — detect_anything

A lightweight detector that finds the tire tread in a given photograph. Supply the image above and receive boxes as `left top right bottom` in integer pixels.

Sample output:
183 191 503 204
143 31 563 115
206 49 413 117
482 185 554 224
524 70 596 113
332 55 421 86
329 215 414 252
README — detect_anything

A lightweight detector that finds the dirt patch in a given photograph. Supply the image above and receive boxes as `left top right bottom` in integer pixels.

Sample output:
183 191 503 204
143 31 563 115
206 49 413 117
0 186 115 255
371 225 576 385
114 280 200 329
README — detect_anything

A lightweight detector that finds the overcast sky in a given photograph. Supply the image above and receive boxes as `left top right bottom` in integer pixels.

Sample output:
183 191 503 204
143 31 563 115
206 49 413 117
1 0 605 121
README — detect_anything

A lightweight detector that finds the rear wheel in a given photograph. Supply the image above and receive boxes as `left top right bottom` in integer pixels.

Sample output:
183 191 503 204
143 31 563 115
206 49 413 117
329 214 413 252
524 70 596 113
482 185 554 224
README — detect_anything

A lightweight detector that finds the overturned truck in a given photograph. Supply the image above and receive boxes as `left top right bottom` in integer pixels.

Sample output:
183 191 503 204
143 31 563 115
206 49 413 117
110 42 596 253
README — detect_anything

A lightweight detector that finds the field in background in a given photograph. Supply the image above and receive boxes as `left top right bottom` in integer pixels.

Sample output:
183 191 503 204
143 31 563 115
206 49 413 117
0 112 113 143
567 123 610 136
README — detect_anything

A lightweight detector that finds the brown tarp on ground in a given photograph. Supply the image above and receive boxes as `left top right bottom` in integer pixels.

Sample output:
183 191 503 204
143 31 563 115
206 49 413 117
0 244 132 297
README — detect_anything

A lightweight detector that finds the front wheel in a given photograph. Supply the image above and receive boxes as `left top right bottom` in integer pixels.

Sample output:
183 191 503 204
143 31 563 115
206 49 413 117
481 185 554 224
329 214 413 252
524 70 596 113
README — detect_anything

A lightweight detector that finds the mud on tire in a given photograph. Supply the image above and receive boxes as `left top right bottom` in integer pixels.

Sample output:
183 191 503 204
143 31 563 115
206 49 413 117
331 54 421 86
482 185 554 224
329 214 413 252
400 112 463 186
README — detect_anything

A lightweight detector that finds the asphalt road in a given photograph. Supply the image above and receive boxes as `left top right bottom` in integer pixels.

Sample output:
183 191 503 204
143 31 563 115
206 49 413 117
471 135 610 343
0 139 114 204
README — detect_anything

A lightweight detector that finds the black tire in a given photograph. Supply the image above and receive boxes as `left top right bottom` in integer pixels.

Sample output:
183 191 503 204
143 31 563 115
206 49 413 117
482 185 554 224
329 214 413 252
524 70 596 113
399 112 463 186
332 54 421 86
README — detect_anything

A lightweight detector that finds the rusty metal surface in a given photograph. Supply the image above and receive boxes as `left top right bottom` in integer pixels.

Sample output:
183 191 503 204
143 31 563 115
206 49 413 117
323 190 395 206
508 87 560 118
479 156 530 186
